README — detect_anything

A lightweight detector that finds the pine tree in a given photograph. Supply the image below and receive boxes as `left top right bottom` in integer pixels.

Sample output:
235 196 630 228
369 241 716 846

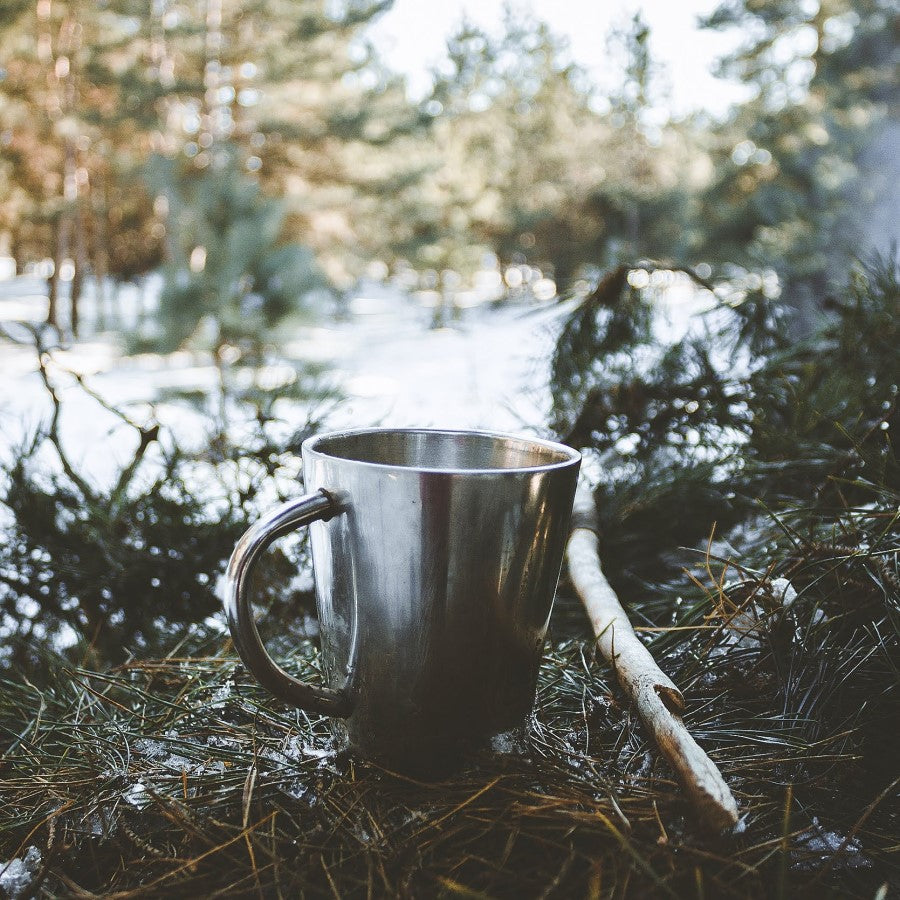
479 12 611 286
0 0 86 331
551 252 898 600
142 147 325 357
0 0 428 321
697 0 898 322
581 12 701 271
138 0 425 286
0 0 178 330
400 11 702 296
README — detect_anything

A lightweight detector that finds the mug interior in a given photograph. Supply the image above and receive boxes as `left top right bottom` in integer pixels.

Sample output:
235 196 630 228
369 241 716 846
307 429 579 473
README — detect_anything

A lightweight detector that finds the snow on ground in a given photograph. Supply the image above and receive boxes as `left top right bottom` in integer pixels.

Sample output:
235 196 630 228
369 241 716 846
0 277 566 486
0 270 713 487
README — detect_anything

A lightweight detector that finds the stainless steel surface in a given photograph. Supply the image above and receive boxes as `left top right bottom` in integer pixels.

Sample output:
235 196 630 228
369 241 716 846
225 427 581 770
223 490 353 716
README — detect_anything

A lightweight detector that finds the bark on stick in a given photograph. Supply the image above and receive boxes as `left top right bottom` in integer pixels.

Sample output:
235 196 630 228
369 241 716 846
566 485 739 831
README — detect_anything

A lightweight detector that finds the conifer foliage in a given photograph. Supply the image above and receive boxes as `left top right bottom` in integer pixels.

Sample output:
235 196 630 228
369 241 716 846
549 255 898 892
551 256 898 598
142 148 326 354
0 329 329 669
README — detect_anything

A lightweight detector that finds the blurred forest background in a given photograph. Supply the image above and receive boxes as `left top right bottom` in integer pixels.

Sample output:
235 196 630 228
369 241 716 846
0 0 894 659
0 1 898 897
0 0 895 335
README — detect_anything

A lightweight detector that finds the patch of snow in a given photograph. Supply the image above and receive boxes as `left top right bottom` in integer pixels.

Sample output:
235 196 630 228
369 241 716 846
133 736 228 777
158 753 194 771
770 576 798 607
205 735 241 752
489 729 528 756
280 734 333 761
133 738 167 759
209 678 234 709
0 846 41 900
713 575 805 654
279 780 313 803
793 819 872 870
124 781 151 809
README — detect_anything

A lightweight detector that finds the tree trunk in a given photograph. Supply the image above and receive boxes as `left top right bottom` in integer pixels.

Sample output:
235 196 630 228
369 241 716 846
70 200 89 338
47 216 67 331
98 172 117 329
10 228 22 275
70 260 82 337
627 205 640 256
431 292 446 329
93 244 109 332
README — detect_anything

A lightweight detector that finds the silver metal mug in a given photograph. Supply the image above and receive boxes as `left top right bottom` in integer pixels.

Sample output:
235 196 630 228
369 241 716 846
224 427 580 770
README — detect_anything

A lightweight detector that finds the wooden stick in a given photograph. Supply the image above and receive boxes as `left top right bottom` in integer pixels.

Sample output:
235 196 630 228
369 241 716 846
566 485 739 831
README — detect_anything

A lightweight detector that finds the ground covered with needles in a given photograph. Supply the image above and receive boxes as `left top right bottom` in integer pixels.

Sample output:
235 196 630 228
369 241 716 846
1 259 898 898
1 577 896 900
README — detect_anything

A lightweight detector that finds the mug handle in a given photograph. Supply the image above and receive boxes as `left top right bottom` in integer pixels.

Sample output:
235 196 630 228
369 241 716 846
223 489 354 717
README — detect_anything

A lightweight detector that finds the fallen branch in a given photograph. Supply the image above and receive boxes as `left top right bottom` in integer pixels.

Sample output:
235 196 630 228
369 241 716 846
566 484 739 831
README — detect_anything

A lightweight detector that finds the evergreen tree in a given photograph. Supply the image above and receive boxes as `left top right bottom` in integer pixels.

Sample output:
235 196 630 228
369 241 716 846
0 0 428 319
136 0 425 287
479 12 611 286
142 148 325 356
572 11 700 276
387 19 501 298
399 10 702 296
551 252 898 597
0 0 92 331
697 0 898 320
0 0 183 328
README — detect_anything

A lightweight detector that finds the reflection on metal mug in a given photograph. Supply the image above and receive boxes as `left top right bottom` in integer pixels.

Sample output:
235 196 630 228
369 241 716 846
224 427 581 771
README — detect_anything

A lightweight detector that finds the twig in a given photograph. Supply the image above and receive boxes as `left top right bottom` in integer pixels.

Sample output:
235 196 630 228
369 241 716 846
65 369 161 509
25 327 161 512
566 483 739 831
33 341 96 501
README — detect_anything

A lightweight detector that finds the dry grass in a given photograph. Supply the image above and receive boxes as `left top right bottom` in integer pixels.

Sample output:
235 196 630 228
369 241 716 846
1 259 897 897
2 518 897 900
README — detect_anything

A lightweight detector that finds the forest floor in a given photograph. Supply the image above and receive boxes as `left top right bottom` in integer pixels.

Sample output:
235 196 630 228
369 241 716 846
0 272 895 899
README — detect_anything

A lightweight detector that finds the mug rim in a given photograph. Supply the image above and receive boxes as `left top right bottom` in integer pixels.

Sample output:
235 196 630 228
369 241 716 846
302 427 581 475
